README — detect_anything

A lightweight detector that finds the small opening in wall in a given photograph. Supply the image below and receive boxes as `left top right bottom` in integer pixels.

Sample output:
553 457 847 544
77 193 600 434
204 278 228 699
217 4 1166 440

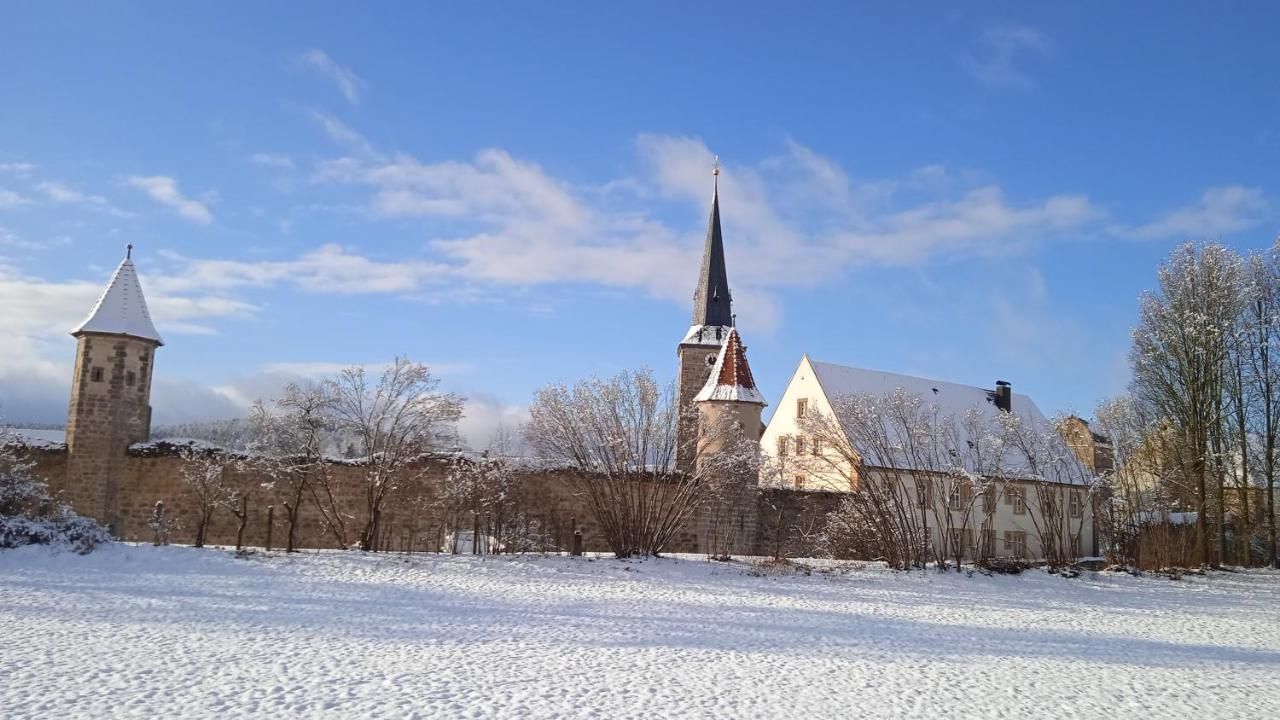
90 367 104 382
126 371 136 387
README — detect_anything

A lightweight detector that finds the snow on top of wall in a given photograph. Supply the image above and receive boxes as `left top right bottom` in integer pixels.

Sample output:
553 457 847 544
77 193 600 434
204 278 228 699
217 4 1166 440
72 256 164 345
2 427 68 450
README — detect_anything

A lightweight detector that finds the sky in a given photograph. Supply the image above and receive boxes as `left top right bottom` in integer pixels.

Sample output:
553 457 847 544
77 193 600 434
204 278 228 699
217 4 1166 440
2 2 1279 446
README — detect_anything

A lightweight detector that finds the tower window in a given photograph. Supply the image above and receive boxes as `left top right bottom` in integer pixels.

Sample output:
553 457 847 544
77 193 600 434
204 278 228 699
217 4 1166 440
126 371 136 387
90 367 104 382
796 399 808 418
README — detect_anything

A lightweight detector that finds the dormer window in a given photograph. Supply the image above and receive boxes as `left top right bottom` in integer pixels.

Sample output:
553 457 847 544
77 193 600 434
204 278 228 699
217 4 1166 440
90 367 104 382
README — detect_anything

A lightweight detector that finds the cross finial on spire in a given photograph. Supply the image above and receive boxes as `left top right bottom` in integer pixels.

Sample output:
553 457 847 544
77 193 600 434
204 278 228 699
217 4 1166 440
126 243 133 260
712 155 720 177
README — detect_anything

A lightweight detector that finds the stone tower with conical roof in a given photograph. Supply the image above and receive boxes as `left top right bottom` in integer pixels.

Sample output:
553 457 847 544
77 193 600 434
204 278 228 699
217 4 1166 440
676 164 736 471
692 326 766 556
65 245 163 533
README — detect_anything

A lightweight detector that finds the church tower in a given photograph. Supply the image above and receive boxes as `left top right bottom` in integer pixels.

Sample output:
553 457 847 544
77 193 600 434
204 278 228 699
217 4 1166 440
65 245 163 533
676 162 735 471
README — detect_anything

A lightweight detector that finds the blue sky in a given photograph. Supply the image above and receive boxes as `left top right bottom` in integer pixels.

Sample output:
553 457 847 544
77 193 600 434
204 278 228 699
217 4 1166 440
2 2 1279 444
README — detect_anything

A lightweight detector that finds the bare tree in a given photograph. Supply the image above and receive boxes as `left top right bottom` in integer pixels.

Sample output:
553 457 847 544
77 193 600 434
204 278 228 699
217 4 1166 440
1130 242 1245 566
1244 247 1280 568
326 357 464 551
995 411 1099 570
249 381 333 553
177 445 236 548
525 369 727 558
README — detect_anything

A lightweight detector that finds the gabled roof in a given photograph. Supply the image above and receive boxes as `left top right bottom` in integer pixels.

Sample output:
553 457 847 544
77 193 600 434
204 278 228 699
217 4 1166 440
690 180 733 329
694 328 766 405
71 248 164 345
808 360 1048 429
804 359 1085 482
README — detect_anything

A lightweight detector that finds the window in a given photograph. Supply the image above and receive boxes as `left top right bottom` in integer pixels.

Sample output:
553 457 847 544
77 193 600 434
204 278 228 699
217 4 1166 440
793 475 806 490
1069 492 1082 518
795 437 806 455
1003 530 1027 558
90 367 104 382
796 399 808 418
983 485 996 514
1006 486 1026 515
812 438 822 455
949 486 963 511
125 371 136 387
915 480 929 508
777 437 788 456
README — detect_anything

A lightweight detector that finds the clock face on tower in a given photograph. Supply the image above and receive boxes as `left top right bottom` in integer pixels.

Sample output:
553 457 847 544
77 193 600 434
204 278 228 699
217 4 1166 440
705 353 718 367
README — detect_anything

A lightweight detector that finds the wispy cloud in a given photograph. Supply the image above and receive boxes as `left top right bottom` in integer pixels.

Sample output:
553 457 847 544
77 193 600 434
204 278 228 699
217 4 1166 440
306 108 379 159
295 49 363 105
0 162 36 175
150 244 448 295
249 152 294 169
963 24 1052 89
126 175 213 224
1114 186 1270 240
0 188 32 209
35 180 129 216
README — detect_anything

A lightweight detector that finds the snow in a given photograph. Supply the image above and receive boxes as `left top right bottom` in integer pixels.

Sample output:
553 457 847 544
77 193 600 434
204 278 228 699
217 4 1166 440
693 327 767 405
2 547 1279 718
810 359 1050 429
681 323 732 346
71 256 164 344
3 427 67 448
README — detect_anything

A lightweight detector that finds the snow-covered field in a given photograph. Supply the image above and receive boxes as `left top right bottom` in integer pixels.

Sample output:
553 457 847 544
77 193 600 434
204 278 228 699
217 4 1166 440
2 546 1279 719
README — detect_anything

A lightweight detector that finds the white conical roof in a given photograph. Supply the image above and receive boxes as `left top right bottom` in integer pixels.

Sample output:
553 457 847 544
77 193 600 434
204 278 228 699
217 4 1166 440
71 248 164 345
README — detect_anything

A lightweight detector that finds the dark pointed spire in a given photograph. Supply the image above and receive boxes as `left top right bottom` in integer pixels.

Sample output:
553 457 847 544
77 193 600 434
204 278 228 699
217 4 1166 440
692 159 732 328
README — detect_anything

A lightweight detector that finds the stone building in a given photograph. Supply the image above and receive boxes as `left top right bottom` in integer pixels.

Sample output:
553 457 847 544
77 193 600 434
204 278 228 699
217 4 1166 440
63 245 164 535
16 166 1097 564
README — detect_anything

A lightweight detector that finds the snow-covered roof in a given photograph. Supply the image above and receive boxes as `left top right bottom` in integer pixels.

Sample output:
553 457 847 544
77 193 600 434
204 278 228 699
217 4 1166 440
71 250 164 345
694 328 767 405
806 359 1085 482
809 360 1050 429
680 324 733 347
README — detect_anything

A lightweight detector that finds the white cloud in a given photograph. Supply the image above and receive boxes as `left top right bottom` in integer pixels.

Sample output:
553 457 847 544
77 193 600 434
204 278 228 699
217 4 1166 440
963 24 1052 89
0 188 32 209
126 175 213 224
1116 186 1270 240
306 109 379 159
151 244 448 295
296 49 363 105
0 162 35 175
249 152 295 169
35 180 129 216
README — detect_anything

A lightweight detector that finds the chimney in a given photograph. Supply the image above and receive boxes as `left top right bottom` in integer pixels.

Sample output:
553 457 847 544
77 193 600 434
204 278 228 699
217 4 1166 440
994 381 1012 412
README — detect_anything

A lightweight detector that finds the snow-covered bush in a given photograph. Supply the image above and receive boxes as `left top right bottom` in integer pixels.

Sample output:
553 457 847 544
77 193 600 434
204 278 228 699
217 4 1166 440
0 431 110 553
